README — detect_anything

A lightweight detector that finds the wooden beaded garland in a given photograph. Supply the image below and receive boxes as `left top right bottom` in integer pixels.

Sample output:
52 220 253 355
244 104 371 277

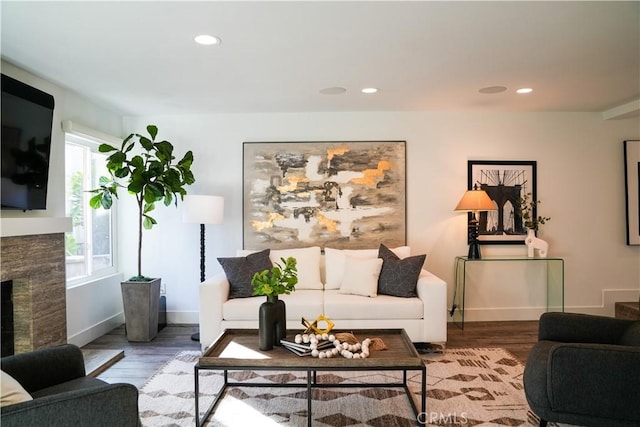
293 333 374 359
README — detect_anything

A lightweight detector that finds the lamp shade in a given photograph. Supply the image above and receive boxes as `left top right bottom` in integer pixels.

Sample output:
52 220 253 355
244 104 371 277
455 189 496 212
182 195 224 225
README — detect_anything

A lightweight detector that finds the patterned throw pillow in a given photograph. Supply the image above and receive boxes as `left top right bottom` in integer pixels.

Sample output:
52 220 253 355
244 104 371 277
377 244 426 298
217 249 272 299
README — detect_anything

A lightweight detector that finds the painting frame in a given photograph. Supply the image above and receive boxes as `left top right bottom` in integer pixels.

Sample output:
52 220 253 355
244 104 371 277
468 160 537 245
243 141 407 250
624 140 640 245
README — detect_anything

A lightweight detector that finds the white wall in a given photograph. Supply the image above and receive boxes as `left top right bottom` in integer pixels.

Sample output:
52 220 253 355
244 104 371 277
122 111 640 324
1 61 125 346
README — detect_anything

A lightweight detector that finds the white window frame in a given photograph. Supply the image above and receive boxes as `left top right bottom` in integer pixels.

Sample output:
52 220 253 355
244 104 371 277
63 120 119 288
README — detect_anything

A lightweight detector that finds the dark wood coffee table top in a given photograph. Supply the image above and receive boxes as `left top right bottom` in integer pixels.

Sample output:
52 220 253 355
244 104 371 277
199 328 423 370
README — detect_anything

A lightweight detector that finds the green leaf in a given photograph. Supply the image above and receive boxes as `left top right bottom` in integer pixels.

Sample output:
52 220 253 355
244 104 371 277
89 194 104 209
143 215 157 230
98 176 111 186
146 125 158 140
147 182 164 198
114 167 129 178
101 191 113 209
139 136 153 151
143 202 155 213
178 151 193 169
130 155 144 168
98 143 117 153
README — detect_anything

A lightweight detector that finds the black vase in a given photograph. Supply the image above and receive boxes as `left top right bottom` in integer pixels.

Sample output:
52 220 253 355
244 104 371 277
259 295 286 351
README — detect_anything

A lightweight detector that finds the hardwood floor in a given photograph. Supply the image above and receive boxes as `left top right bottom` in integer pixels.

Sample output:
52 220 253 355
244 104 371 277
82 324 200 388
82 320 539 388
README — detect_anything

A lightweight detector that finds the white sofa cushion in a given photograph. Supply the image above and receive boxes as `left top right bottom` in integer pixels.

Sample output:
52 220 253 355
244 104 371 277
338 256 383 298
324 289 423 320
324 246 411 289
223 289 324 321
238 246 323 290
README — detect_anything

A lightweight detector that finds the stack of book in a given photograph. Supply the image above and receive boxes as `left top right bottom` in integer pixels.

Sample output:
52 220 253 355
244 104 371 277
280 339 334 356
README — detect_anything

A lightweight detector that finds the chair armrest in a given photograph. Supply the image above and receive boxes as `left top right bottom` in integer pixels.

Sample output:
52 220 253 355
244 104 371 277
538 312 633 344
416 269 447 343
546 343 640 421
199 272 230 351
0 383 140 427
1 344 85 393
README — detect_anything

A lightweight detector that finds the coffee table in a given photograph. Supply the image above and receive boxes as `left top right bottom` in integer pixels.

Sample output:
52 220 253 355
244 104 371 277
195 328 426 427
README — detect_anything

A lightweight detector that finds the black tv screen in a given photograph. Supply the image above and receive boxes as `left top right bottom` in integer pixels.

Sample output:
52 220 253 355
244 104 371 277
1 74 55 210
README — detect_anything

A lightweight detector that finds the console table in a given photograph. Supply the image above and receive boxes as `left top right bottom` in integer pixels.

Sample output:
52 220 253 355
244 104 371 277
451 256 564 329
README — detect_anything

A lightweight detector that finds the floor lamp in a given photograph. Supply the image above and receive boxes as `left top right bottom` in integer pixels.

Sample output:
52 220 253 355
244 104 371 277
182 195 224 342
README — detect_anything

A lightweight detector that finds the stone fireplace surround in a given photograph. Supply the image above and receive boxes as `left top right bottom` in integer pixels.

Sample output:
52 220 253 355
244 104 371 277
1 219 68 354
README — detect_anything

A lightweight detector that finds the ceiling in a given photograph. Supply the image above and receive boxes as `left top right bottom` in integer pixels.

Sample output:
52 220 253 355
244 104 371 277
2 1 639 117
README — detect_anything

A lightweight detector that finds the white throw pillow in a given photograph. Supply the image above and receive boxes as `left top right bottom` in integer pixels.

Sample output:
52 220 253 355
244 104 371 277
338 256 383 298
324 246 411 290
270 247 323 290
1 370 32 407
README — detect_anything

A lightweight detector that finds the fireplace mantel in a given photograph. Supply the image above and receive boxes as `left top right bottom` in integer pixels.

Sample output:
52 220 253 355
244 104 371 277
1 217 71 237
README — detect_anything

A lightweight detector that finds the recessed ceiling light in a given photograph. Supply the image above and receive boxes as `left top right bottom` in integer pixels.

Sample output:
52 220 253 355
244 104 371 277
361 88 378 94
479 86 507 94
320 87 347 95
194 34 221 45
517 87 533 94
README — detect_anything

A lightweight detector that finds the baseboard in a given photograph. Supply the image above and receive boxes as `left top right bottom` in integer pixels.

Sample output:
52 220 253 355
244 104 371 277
67 312 124 347
167 310 199 325
452 288 640 322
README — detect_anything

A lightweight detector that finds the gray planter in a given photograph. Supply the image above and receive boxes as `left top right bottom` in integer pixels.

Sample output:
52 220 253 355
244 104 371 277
121 278 161 342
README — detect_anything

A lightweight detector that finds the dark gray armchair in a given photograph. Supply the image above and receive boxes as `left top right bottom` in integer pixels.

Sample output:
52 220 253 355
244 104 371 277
1 344 140 427
524 312 640 427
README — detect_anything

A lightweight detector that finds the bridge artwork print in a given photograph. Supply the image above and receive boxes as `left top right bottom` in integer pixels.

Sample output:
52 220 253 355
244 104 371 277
468 160 537 245
243 141 406 250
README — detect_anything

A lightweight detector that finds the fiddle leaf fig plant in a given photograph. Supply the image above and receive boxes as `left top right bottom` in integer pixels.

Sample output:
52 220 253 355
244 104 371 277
89 125 195 280
252 257 298 298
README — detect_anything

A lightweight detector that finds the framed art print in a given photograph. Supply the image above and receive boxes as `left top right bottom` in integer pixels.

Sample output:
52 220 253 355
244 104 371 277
243 141 406 250
624 140 640 245
468 160 537 244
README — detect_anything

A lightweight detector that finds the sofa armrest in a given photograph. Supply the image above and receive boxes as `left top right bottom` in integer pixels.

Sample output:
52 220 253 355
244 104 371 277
0 382 140 427
199 272 230 350
539 312 634 344
546 343 640 421
1 344 85 393
416 269 447 343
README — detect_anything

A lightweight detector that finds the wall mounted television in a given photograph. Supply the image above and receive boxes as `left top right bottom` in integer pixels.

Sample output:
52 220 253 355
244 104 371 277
1 74 55 210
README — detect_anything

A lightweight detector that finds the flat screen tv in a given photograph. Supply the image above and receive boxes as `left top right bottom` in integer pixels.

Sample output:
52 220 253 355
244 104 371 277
1 74 55 210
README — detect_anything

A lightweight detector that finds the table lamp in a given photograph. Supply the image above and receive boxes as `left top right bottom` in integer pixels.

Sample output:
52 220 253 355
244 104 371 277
182 194 224 340
455 185 496 259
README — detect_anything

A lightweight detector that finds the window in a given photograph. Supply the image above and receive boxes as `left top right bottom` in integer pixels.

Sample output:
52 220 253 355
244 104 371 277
64 128 117 285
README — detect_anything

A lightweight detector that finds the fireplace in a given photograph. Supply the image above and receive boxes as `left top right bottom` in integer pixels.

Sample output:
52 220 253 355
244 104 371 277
0 233 67 353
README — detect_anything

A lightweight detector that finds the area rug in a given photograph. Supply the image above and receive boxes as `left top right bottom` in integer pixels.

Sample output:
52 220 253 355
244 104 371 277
138 347 541 426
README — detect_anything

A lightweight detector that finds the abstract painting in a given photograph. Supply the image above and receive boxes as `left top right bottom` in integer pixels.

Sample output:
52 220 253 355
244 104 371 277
243 141 406 250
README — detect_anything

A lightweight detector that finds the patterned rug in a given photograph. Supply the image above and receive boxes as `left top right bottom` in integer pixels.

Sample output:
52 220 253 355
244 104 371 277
138 347 541 426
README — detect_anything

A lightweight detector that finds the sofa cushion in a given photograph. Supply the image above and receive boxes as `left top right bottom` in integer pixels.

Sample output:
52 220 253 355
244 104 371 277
30 376 108 399
377 244 425 298
1 370 32 407
324 290 423 320
324 246 411 290
239 247 323 290
218 249 272 299
338 256 383 298
223 290 324 321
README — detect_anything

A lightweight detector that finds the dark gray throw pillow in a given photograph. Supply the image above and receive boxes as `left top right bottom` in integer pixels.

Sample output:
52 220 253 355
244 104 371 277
217 249 272 299
377 244 426 298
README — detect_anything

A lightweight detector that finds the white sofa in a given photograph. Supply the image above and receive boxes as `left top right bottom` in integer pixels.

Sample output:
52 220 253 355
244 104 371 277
199 246 447 350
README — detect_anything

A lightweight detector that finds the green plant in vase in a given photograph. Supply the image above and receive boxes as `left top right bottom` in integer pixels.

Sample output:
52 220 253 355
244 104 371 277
251 256 297 350
519 192 551 233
